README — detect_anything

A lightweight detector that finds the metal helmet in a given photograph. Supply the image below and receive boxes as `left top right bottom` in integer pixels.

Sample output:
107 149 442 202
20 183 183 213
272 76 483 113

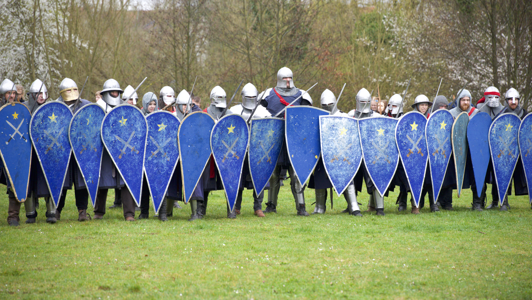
388 94 403 115
241 83 258 110
28 79 48 103
320 89 336 112
356 88 372 113
276 67 294 89
176 89 191 105
59 78 79 102
412 94 432 109
210 86 227 108
484 86 500 108
505 88 520 102
0 79 16 95
122 85 138 105
160 86 175 105
101 79 123 106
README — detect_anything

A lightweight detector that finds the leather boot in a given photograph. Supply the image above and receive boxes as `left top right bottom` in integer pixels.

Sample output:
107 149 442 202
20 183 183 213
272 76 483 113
367 193 376 212
411 199 419 214
264 166 281 213
397 189 407 212
374 191 385 216
78 210 90 221
201 193 209 217
430 197 439 212
158 199 168 221
499 196 509 211
7 197 21 226
290 166 308 216
46 198 57 224
486 199 498 209
24 195 37 224
166 198 174 217
312 189 327 214
188 200 201 221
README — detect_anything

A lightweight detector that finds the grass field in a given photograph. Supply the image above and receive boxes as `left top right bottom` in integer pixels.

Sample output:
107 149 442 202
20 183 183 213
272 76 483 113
0 184 531 299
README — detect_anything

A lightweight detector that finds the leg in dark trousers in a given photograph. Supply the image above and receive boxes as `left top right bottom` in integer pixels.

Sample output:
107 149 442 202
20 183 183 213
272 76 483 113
121 188 136 220
94 189 109 218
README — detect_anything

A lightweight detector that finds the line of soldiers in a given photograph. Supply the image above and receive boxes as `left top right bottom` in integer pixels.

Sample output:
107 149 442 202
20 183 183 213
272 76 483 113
0 67 529 226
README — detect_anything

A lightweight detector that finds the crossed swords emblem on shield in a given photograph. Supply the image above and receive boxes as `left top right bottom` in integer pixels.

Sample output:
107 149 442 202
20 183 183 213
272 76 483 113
222 137 239 163
432 135 449 158
371 140 391 164
149 136 171 161
5 119 27 145
525 138 532 157
44 128 64 154
257 141 274 165
115 131 139 159
497 135 516 158
407 134 423 157
78 132 98 154
331 143 352 165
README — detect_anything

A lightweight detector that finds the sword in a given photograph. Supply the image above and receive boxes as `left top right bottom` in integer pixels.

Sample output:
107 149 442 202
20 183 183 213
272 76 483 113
331 83 346 115
222 138 240 162
526 138 532 157
355 89 374 119
5 119 27 144
125 77 148 104
371 140 390 164
429 78 443 114
149 136 171 160
498 136 515 158
331 143 352 164
273 82 319 118
116 132 138 159
220 80 244 120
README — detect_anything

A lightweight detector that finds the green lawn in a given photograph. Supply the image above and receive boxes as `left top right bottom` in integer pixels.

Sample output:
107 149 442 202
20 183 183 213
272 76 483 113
0 185 531 299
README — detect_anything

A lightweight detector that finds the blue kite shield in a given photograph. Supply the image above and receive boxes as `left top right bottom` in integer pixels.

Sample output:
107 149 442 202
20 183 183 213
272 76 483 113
467 112 492 198
0 103 32 202
69 104 105 207
518 114 532 204
426 110 453 201
285 106 330 186
248 118 284 195
452 112 469 197
101 105 147 206
211 115 249 212
358 117 399 196
145 111 180 214
178 112 215 203
319 115 362 196
30 102 73 206
396 112 428 207
489 113 521 205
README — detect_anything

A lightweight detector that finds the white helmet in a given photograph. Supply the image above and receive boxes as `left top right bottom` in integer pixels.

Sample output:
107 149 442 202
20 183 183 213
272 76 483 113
176 89 191 105
320 89 336 111
122 85 138 105
483 86 501 108
505 88 520 102
210 86 227 108
0 79 16 95
160 86 175 105
241 83 258 110
101 79 123 106
411 94 432 108
388 94 403 115
28 79 48 105
356 88 372 113
59 78 79 102
276 67 294 89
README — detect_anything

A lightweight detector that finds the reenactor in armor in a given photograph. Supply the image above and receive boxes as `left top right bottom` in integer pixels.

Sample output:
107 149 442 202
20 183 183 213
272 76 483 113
230 83 271 217
257 67 313 216
310 89 362 216
93 79 137 221
353 88 385 216
159 86 176 114
477 86 503 118
53 78 93 221
1 79 28 225
410 95 438 212
188 86 234 220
